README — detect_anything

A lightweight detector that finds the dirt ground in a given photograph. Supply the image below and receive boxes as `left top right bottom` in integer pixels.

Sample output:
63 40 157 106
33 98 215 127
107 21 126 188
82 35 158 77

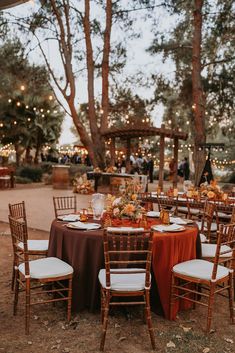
0 221 234 353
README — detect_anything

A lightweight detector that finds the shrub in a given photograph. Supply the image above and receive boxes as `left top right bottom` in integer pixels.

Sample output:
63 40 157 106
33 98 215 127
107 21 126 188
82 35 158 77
40 162 54 175
69 164 93 179
16 166 43 182
15 176 32 184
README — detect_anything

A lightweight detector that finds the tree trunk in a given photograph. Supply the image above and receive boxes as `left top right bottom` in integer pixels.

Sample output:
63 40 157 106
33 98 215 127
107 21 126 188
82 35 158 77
101 0 112 133
25 146 32 164
14 144 24 167
34 134 41 164
83 0 106 169
192 0 206 186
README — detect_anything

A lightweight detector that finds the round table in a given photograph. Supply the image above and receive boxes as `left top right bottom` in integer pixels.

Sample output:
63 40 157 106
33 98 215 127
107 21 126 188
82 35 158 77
48 219 200 319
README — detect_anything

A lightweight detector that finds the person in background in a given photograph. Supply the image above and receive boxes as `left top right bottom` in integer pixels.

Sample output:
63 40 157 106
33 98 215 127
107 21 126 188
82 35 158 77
142 157 148 175
177 159 184 182
183 157 190 180
136 154 143 174
147 158 154 183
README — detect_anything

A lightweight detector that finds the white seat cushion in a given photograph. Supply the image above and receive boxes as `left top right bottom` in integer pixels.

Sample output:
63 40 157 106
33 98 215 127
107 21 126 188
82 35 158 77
98 268 149 291
173 259 230 281
200 233 207 243
177 207 188 213
18 240 49 252
196 221 217 232
19 257 73 279
217 212 231 219
202 244 232 258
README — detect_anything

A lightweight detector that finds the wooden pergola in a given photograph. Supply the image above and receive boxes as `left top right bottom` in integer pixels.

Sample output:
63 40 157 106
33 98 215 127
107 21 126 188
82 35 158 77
102 123 188 188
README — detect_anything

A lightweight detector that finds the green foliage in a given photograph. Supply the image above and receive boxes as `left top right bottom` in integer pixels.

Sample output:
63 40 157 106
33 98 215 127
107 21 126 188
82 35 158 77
15 176 32 184
40 162 54 175
16 166 43 182
0 40 64 163
148 0 235 158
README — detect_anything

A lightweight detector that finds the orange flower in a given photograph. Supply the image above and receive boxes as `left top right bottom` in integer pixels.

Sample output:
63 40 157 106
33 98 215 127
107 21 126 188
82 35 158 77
131 194 137 201
207 191 215 199
123 204 135 215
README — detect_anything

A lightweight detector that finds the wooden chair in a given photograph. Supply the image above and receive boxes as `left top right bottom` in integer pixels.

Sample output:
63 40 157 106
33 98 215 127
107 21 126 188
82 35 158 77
231 207 235 223
53 195 77 218
9 201 49 290
214 200 235 225
196 201 216 243
98 228 155 351
9 216 73 334
138 192 153 211
170 223 235 333
157 195 176 214
178 197 203 220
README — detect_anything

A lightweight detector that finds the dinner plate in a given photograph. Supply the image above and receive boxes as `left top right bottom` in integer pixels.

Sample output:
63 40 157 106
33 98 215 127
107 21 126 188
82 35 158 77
151 224 186 232
57 214 80 222
67 221 101 230
147 211 160 218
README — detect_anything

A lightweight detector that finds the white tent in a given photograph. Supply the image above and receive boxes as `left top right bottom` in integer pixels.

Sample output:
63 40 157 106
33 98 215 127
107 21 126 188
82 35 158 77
0 0 30 10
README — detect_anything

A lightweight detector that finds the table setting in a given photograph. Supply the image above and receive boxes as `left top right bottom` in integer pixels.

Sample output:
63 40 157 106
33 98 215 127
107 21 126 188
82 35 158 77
48 183 200 319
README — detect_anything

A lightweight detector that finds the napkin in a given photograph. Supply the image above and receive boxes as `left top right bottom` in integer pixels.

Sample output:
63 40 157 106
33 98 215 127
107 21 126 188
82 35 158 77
107 227 144 233
169 217 193 225
67 221 101 230
147 211 160 218
58 214 80 222
152 224 185 232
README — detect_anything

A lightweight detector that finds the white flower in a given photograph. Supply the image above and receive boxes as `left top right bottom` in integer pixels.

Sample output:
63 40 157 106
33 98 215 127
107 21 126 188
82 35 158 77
112 197 122 206
113 207 120 216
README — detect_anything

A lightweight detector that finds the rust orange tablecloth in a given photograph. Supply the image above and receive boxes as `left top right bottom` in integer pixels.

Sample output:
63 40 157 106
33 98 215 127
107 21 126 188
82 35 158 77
151 227 198 319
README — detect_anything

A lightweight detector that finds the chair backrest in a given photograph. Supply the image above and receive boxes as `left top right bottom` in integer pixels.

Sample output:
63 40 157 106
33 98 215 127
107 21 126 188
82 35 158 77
138 192 153 211
200 201 215 239
211 223 235 280
8 201 27 225
8 216 30 275
103 228 153 290
157 195 175 212
231 207 235 223
53 196 77 218
186 197 204 218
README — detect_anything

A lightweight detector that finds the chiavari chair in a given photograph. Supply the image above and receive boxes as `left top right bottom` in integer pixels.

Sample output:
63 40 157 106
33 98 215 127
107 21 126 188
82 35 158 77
196 201 216 243
98 228 155 351
9 216 73 334
9 201 49 290
138 192 153 211
170 223 235 333
53 195 77 218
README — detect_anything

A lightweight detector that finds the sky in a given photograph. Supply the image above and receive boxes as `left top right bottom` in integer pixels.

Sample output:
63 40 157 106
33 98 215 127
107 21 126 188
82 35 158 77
6 1 176 145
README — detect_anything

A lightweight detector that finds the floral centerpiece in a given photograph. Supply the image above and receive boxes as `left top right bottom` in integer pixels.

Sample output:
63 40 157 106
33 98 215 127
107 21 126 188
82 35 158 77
200 180 224 200
105 180 144 221
105 166 118 173
73 174 94 194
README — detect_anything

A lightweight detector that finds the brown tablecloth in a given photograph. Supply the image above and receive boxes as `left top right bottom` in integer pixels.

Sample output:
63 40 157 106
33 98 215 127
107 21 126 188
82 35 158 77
48 219 200 317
